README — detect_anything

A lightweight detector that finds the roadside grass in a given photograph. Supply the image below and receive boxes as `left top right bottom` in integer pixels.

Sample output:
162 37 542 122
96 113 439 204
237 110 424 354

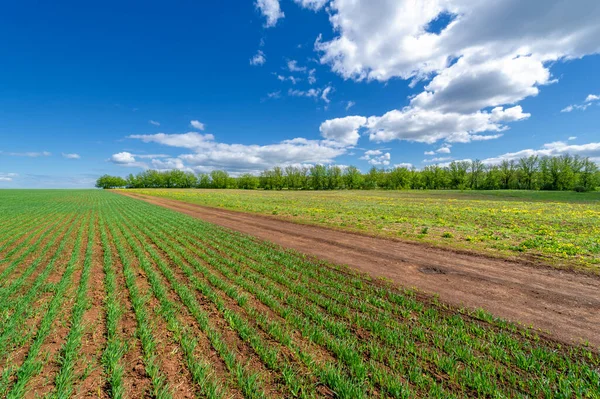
127 188 600 272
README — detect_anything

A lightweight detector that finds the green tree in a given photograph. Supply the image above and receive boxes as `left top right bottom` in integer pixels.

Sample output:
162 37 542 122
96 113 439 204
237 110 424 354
498 160 517 189
448 161 469 189
518 155 539 190
327 166 344 189
95 175 127 189
343 166 364 189
310 165 328 190
579 158 599 191
238 173 259 189
210 170 229 189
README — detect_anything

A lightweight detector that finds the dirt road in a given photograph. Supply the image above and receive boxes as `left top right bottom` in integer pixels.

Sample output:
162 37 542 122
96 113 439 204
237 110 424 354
119 192 600 347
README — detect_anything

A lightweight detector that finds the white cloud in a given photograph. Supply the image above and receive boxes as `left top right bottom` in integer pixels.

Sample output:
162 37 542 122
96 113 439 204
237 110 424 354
149 120 160 126
365 105 527 144
423 156 452 163
109 152 173 168
308 69 316 84
394 163 413 169
274 73 301 84
287 60 307 72
346 101 355 110
130 132 215 149
317 0 600 83
585 94 600 102
360 150 390 166
250 50 266 66
267 91 281 99
190 120 205 130
110 152 136 164
62 153 81 159
437 158 472 168
135 153 170 159
314 0 600 144
0 172 17 182
288 88 320 98
287 85 334 104
482 141 600 165
151 158 189 171
0 151 51 157
319 116 367 146
321 86 333 103
256 0 284 28
294 0 328 11
409 54 552 114
568 136 577 141
127 131 351 173
562 93 600 112
425 145 451 155
561 105 575 113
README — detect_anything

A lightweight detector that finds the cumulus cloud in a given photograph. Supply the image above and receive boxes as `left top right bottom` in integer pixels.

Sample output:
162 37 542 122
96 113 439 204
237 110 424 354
314 0 600 144
365 105 527 144
482 141 600 164
317 0 600 83
319 116 367 146
62 153 81 159
425 145 451 155
394 163 413 169
149 120 160 126
256 0 284 27
250 50 266 66
294 0 328 11
409 54 552 114
190 120 205 130
150 158 188 171
585 94 600 102
287 60 307 72
110 152 137 164
360 150 391 166
126 130 353 174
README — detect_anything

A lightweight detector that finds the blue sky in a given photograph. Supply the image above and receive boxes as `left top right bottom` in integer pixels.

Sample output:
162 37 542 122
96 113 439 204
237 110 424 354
1 0 599 187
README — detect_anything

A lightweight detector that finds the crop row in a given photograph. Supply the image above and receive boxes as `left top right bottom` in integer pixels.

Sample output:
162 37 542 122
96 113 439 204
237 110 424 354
0 190 598 398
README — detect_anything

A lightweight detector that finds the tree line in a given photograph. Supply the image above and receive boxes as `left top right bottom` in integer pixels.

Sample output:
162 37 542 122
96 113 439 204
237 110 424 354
96 154 599 192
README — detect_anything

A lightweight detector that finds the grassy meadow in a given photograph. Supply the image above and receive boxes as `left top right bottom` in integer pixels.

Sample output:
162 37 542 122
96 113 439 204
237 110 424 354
127 189 600 272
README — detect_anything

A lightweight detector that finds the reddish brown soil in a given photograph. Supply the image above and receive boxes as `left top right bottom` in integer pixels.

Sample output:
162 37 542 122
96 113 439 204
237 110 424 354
74 220 109 398
104 227 152 398
119 192 600 348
